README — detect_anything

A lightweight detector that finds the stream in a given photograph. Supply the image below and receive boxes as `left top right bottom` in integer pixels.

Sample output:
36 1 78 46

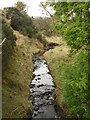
30 56 57 119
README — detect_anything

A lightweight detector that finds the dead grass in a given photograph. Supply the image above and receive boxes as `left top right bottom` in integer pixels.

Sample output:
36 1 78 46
45 36 66 45
2 31 43 118
44 36 70 115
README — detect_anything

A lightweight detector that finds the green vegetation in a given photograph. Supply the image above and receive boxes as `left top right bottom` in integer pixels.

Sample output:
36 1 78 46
3 5 36 38
15 1 27 15
36 33 42 41
2 18 16 72
45 1 89 118
59 48 88 118
52 2 88 52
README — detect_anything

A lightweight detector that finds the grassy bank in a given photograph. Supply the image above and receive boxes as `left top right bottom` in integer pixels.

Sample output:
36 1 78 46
44 36 69 117
44 36 88 119
2 31 43 118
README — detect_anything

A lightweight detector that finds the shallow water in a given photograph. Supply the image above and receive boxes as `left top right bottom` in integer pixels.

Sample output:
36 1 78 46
30 56 57 118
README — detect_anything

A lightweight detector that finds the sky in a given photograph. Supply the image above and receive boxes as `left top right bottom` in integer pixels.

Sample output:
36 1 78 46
0 0 54 17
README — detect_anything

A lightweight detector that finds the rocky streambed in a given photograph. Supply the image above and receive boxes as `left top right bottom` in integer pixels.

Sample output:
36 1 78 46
30 56 57 118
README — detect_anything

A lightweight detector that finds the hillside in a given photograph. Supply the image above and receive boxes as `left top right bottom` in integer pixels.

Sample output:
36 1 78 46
2 30 43 118
2 7 43 118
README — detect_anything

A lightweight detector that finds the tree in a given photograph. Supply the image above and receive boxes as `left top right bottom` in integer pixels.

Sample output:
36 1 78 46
46 1 89 118
15 1 26 14
50 2 88 52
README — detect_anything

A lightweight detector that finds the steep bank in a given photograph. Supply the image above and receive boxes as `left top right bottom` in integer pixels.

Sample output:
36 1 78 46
44 36 70 118
2 31 43 118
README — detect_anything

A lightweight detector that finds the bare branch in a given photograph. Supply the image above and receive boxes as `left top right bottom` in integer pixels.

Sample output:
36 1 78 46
40 2 53 18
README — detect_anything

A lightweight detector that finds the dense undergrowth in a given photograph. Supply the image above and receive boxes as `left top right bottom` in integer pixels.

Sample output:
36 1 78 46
3 7 36 38
46 1 89 118
59 48 88 118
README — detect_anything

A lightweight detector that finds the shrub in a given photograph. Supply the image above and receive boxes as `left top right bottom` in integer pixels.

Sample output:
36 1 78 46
36 33 42 41
48 1 89 118
25 26 34 38
6 7 36 38
59 49 88 118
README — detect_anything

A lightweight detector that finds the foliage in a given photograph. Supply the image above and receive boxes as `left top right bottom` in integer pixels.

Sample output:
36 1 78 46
36 33 42 41
48 1 89 118
25 25 35 38
59 49 88 118
52 2 88 52
6 7 36 38
4 7 22 19
2 18 16 71
3 6 36 38
15 1 26 15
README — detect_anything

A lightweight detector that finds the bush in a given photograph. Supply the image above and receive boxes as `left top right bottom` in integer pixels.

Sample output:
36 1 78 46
52 2 88 52
48 2 89 118
36 33 42 41
25 26 34 38
59 49 88 118
6 7 36 37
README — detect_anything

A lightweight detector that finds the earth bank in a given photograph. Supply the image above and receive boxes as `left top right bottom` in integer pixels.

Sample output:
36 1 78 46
2 30 43 118
44 36 70 118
